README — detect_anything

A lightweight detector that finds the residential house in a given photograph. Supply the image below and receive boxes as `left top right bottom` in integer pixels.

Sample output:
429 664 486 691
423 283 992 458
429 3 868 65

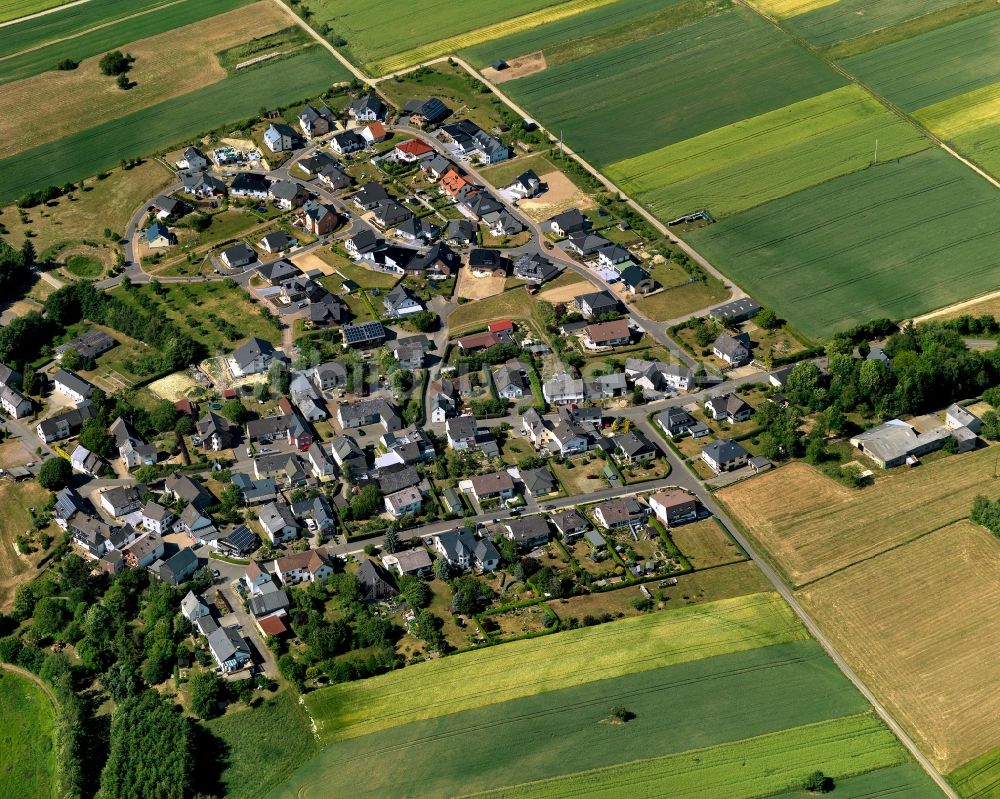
100 484 144 518
248 590 290 618
151 195 183 219
318 163 351 191
512 252 558 284
494 364 527 399
584 319 631 348
357 560 397 602
446 416 477 450
708 298 761 324
382 284 423 317
330 436 367 479
156 547 199 586
230 172 270 199
504 515 550 550
390 335 429 369
220 242 256 269
257 259 301 285
342 320 387 348
0 384 31 418
348 92 386 122
231 473 278 505
444 218 476 245
140 502 174 535
713 333 751 367
258 501 299 544
352 182 390 211
297 104 331 139
618 264 654 295
173 503 214 537
584 372 627 400
613 430 657 465
520 467 557 497
53 369 95 404
384 486 423 518
196 412 236 451
269 180 307 210
122 533 164 568
593 498 648 530
597 245 636 269
207 626 251 673
432 527 500 572
311 361 348 391
371 199 414 229
576 290 619 319
181 146 209 171
656 407 709 438
273 548 334 585
506 169 542 199
395 139 434 162
545 208 589 237
543 373 584 405
181 171 226 198
259 231 295 255
404 97 450 125
36 403 94 443
456 330 504 353
551 509 589 542
701 439 750 473
381 547 432 577
71 445 104 477
566 233 610 258
145 221 176 248
468 471 515 503
705 393 754 423
360 121 387 145
331 129 366 155
165 472 212 509
337 398 400 431
181 591 211 622
649 491 698 527
230 337 278 377
263 122 296 153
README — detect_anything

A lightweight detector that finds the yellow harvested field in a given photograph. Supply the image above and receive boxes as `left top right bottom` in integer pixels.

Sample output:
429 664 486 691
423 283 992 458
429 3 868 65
0 1 289 159
290 251 337 276
798 521 1000 772
455 267 507 301
147 371 200 401
717 452 1000 586
538 280 592 303
915 79 1000 138
745 0 839 19
912 289 1000 324
370 0 620 74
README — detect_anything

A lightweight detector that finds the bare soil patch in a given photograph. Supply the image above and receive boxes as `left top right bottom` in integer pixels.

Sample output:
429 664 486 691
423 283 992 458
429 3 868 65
798 520 1000 773
482 51 547 84
291 251 336 276
455 267 506 301
0 1 289 158
518 170 595 222
538 280 592 304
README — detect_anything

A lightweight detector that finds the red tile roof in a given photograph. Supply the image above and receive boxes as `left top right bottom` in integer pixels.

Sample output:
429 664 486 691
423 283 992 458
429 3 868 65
257 614 288 636
396 139 433 156
456 331 503 351
488 320 514 333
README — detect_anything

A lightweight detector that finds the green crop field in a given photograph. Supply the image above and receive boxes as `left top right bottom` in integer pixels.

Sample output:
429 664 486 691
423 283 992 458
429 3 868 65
0 0 254 83
0 47 348 204
205 691 318 799
503 6 844 166
840 11 1000 112
768 765 944 799
688 148 1000 338
466 714 908 799
0 670 57 799
606 85 928 219
0 0 75 25
304 592 806 742
949 744 1000 799
459 0 725 69
305 0 569 73
777 0 968 47
272 641 877 799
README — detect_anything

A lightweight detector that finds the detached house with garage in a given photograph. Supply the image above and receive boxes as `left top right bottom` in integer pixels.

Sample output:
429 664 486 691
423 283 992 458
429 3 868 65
701 439 750 473
468 471 516 504
263 122 296 153
713 333 751 367
348 91 387 122
648 491 698 526
705 393 754 423
432 527 500 572
297 104 332 138
53 369 95 404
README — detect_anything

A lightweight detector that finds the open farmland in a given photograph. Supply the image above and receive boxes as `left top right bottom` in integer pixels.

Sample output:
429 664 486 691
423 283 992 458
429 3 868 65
0 0 74 25
687 148 1000 338
0 47 348 204
0 0 254 84
304 592 806 742
718 448 1000 587
466 714 911 799
272 641 889 799
503 6 844 166
950 745 1000 799
305 0 576 75
459 0 727 70
0 2 291 159
0 670 56 799
766 0 972 47
840 11 1000 112
606 85 927 219
798 521 1000 773
916 81 1000 179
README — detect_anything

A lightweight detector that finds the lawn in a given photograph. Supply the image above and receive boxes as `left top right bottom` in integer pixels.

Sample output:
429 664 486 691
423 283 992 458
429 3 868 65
447 286 548 336
606 85 929 220
839 11 1000 112
687 148 1000 338
658 561 774 607
0 670 56 799
204 690 318 799
0 47 349 204
325 259 400 290
270 641 881 799
797 520 1000 773
550 456 608 495
633 275 729 322
467 714 911 799
0 159 173 254
0 0 255 84
503 6 844 166
303 592 806 742
0 481 54 610
306 0 600 75
0 2 291 160
459 0 728 70
772 0 970 46
62 254 105 279
669 518 745 569
109 280 282 353
479 153 560 189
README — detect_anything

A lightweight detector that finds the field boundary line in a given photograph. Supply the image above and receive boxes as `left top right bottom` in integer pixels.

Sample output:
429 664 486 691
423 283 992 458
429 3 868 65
794 518 968 591
0 0 188 63
0 0 91 30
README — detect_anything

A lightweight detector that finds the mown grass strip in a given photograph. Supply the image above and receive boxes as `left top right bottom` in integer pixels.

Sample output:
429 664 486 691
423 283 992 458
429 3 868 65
461 713 906 799
367 0 622 75
303 592 806 743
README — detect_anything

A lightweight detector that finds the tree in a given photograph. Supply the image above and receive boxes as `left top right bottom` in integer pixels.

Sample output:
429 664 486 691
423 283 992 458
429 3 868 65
32 597 69 638
398 575 430 610
350 484 383 520
38 457 72 490
56 58 78 70
189 670 224 719
408 311 439 332
755 307 779 329
59 347 81 371
99 50 131 76
20 239 35 267
79 418 115 457
803 771 834 793
116 73 130 90
382 527 400 553
220 399 249 424
433 557 452 581
149 400 179 433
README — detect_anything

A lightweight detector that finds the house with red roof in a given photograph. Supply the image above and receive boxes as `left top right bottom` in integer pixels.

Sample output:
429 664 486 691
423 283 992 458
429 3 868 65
488 320 514 334
395 139 434 162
